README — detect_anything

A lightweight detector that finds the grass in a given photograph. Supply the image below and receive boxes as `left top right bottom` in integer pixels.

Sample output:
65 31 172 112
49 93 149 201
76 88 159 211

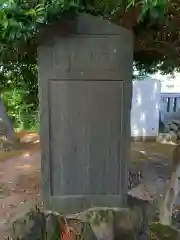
150 223 179 240
130 141 175 163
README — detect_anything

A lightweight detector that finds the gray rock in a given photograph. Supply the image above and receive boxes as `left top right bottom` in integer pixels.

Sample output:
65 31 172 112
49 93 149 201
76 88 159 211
170 124 179 132
164 123 171 133
169 130 177 142
9 206 147 240
11 208 46 240
172 120 180 126
45 213 60 240
157 133 171 143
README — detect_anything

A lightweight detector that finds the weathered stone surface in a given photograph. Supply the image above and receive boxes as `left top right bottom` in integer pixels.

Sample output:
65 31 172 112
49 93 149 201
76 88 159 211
38 13 133 212
45 213 60 240
113 207 143 240
11 208 46 240
157 133 177 143
169 130 177 142
163 120 180 142
10 207 146 240
164 124 171 133
170 124 179 132
83 207 143 240
128 177 169 232
172 120 180 126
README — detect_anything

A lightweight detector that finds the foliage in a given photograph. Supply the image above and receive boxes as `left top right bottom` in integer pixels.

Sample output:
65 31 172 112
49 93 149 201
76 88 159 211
1 88 39 131
0 62 39 130
0 0 178 128
134 0 180 74
0 0 172 70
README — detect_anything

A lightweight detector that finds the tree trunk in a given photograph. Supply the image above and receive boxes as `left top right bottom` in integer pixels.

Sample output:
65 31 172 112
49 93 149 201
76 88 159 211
0 100 18 150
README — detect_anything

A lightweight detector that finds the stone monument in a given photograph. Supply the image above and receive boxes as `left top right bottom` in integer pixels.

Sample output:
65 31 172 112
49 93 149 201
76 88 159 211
37 13 133 214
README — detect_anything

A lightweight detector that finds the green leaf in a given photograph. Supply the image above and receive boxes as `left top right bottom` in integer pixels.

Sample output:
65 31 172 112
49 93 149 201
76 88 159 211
25 9 37 16
2 20 9 29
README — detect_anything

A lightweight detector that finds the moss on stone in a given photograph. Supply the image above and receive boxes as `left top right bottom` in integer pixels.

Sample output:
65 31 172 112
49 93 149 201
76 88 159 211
150 223 179 240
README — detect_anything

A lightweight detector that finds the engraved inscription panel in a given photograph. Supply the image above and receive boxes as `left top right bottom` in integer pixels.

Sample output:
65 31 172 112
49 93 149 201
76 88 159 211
49 80 124 196
52 36 132 75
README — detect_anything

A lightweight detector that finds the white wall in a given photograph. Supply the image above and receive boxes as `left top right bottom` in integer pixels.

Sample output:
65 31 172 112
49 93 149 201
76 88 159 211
131 79 161 137
131 73 180 133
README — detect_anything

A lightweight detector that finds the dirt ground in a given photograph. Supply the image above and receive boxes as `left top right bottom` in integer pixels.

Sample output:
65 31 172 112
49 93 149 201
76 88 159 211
0 132 176 238
0 132 41 238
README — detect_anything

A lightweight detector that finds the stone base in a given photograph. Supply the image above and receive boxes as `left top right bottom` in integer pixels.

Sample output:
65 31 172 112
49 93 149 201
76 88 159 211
10 207 146 240
47 195 125 215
